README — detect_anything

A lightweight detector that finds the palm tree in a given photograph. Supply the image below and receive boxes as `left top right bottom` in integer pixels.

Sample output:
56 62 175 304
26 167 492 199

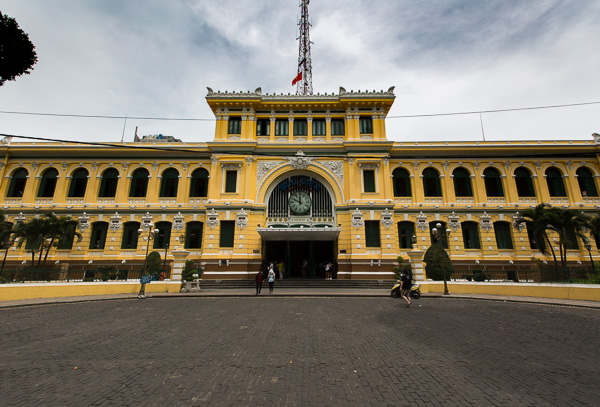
13 216 47 267
545 207 590 278
514 203 558 270
0 212 15 273
42 215 81 266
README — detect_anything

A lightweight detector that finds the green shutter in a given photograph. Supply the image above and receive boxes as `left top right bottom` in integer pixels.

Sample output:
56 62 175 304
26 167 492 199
359 117 372 134
312 119 325 136
220 221 235 247
275 120 288 136
494 222 513 250
365 221 380 247
225 171 237 193
363 170 376 193
228 118 241 134
398 222 415 249
294 119 307 136
331 119 345 135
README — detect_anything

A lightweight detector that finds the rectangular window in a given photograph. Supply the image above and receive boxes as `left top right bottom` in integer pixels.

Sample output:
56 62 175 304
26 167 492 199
494 222 514 250
398 222 415 249
293 119 307 136
121 224 140 250
275 119 289 136
225 170 237 193
331 119 345 136
365 221 381 247
228 118 241 134
312 119 326 136
359 117 373 134
220 221 235 248
461 223 481 250
256 119 270 136
363 170 376 193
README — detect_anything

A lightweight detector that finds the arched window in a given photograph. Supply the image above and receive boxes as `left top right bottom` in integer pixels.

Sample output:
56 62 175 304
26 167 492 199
6 168 28 198
37 168 59 198
185 221 203 249
483 167 504 197
68 168 89 198
89 222 109 249
493 221 513 250
452 167 472 197
190 168 209 197
422 168 442 197
576 167 598 197
121 222 140 249
129 168 149 198
545 167 566 197
154 221 172 249
428 221 448 249
461 221 481 249
98 168 119 198
514 167 535 197
159 169 179 198
392 168 411 197
397 221 415 249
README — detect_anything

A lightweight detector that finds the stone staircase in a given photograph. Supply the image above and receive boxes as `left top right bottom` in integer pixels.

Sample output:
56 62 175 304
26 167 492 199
199 279 395 290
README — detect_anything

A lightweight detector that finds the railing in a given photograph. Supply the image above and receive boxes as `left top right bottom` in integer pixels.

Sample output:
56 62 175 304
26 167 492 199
451 264 600 284
0 266 172 283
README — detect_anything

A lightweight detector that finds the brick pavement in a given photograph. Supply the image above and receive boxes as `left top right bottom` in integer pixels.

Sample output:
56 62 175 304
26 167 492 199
1 297 599 406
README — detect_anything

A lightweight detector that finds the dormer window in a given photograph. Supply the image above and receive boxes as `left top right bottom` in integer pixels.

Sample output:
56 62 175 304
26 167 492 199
294 119 307 136
312 119 326 136
359 117 373 134
228 117 241 134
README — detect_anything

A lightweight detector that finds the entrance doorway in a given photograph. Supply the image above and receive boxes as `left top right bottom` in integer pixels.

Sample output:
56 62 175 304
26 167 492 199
264 240 335 278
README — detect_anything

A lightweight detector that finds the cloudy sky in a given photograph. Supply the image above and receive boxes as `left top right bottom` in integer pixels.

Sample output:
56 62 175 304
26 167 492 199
1 0 598 144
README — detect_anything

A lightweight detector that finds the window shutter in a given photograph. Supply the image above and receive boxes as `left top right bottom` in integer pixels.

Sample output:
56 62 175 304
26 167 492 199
220 221 235 247
225 171 237 193
363 170 376 193
365 221 380 247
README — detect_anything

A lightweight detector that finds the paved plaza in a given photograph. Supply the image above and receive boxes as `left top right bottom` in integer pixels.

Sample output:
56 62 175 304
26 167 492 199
1 296 599 406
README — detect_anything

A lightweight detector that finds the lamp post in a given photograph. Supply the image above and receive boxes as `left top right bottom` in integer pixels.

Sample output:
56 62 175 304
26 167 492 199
138 225 159 298
432 222 451 295
584 243 595 274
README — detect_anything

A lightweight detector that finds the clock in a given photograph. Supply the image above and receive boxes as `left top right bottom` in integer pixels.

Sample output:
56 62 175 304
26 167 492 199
289 190 311 215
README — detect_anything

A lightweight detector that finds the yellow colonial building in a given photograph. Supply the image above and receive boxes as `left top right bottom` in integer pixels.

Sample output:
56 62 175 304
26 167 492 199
1 87 600 281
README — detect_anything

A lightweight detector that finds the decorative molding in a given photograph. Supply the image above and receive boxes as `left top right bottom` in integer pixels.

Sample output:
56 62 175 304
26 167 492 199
351 208 364 229
480 212 493 232
245 156 253 167
222 163 242 171
513 212 525 232
78 212 90 232
14 212 26 224
448 212 460 232
380 208 394 229
141 212 154 231
442 161 449 171
412 161 420 172
109 212 122 232
416 212 428 231
236 208 249 229
535 161 542 171
286 150 313 170
256 160 285 188
206 208 219 230
318 160 344 186
503 161 511 172
173 212 185 231
358 162 380 170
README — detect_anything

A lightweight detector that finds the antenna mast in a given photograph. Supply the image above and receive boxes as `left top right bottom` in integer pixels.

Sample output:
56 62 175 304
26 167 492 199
296 0 313 95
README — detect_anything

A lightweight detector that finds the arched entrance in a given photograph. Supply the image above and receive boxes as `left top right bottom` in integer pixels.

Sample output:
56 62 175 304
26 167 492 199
258 173 340 278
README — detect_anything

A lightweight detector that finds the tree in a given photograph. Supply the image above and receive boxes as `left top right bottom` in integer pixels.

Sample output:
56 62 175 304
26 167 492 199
0 12 38 86
545 207 590 278
514 203 558 271
423 243 454 281
42 214 81 266
13 216 46 266
144 251 162 276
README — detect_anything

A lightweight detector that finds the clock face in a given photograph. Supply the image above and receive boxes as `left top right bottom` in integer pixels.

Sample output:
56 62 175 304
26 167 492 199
289 190 311 215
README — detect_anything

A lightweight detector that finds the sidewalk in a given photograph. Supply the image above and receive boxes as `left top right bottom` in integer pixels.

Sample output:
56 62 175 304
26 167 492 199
2 287 599 309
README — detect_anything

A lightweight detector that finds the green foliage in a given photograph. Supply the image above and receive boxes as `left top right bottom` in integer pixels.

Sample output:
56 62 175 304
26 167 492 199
424 243 454 281
393 255 411 280
0 12 38 86
95 266 118 281
472 270 487 282
144 251 161 275
182 259 200 281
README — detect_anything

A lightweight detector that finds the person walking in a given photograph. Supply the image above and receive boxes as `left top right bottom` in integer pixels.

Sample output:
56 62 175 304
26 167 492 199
400 270 412 307
255 269 263 295
268 263 276 294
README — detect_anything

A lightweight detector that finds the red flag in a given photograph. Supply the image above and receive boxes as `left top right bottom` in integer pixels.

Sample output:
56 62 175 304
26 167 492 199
292 71 302 85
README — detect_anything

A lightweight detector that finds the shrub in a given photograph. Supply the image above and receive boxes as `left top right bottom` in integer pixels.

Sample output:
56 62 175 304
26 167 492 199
473 270 487 282
144 251 162 276
182 259 200 281
424 244 454 281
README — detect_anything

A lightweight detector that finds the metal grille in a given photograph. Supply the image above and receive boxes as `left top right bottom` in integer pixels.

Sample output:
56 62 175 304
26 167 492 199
268 175 332 218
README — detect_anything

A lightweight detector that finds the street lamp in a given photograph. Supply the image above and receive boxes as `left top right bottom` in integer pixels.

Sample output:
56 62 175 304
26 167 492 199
137 225 159 298
431 222 451 295
584 243 595 274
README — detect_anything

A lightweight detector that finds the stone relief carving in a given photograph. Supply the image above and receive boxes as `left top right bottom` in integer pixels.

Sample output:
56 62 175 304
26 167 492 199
206 208 220 230
236 208 249 229
109 212 122 232
78 212 90 232
318 161 344 186
351 208 364 229
173 212 185 231
480 212 493 232
448 212 460 232
256 160 285 188
286 150 313 170
416 212 428 231
380 208 394 229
